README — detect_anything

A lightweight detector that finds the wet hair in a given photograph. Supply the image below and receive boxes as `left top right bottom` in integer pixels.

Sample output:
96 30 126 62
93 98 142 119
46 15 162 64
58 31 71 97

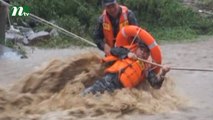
133 37 150 53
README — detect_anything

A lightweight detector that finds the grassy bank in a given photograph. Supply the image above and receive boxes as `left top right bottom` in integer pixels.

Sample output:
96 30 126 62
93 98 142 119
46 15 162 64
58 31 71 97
9 0 213 48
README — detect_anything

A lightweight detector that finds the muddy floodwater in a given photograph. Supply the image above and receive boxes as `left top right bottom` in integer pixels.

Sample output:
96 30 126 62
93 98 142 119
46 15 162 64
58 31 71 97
0 37 213 120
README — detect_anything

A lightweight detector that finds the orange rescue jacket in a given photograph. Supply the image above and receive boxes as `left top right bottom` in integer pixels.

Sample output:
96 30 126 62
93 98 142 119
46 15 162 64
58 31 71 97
102 5 129 47
102 55 147 88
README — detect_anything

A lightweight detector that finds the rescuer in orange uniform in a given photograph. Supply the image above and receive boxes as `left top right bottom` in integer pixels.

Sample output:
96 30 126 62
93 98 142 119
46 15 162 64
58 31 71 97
93 0 138 55
83 41 170 94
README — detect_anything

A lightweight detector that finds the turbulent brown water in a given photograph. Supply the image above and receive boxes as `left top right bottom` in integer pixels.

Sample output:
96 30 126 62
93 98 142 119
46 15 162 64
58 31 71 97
0 52 186 120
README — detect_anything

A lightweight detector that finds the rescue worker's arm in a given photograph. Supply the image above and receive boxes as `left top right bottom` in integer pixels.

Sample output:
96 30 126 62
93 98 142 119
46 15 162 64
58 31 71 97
160 65 170 80
93 16 105 51
110 47 130 59
147 65 170 89
127 10 138 25
110 47 141 60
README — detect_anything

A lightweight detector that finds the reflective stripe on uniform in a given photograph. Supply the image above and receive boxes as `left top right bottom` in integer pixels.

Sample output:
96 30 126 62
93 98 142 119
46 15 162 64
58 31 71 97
123 12 128 21
102 11 106 23
148 41 158 49
121 28 127 38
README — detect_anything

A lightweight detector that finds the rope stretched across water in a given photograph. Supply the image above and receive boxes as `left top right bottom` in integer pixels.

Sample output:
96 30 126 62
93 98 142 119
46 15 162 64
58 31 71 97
137 58 213 72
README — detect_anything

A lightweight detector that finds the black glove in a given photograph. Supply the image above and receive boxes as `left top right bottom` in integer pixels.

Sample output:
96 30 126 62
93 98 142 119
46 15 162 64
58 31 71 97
110 47 130 59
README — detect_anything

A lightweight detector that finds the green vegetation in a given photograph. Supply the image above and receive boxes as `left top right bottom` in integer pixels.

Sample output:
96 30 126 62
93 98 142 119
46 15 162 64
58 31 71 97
122 0 213 41
10 0 213 47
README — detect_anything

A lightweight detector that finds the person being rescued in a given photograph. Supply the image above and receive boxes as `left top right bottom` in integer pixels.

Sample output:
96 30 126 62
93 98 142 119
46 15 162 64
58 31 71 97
83 25 170 94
